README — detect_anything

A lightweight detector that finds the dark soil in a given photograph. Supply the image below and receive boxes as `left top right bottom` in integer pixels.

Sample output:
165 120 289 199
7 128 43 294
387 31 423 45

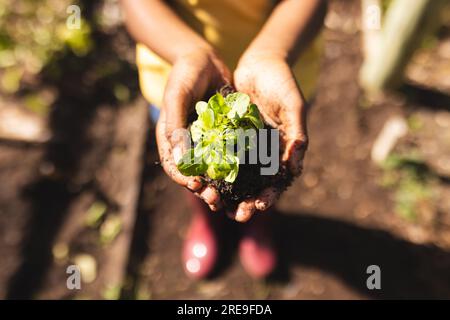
206 163 292 207
206 150 292 208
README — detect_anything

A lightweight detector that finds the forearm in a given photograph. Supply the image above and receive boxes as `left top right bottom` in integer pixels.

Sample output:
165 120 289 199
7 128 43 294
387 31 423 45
120 0 213 64
244 0 327 65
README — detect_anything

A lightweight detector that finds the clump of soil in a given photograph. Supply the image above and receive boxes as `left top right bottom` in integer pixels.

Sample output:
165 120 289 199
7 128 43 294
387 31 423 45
205 161 292 208
202 85 293 209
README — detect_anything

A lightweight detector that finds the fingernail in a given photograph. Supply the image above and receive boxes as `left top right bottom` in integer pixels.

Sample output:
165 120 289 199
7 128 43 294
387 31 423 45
235 208 249 223
202 187 219 204
187 179 202 191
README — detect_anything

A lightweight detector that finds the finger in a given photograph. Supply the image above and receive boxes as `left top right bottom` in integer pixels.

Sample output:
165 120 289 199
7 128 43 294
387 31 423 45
279 90 308 176
156 115 203 191
255 187 280 211
163 83 195 132
235 199 257 223
256 70 306 177
156 59 210 191
195 186 222 211
226 210 236 220
158 142 203 191
282 138 307 176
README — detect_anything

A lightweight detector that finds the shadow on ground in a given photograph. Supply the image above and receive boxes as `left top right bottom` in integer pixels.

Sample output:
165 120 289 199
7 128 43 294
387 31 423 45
5 0 139 299
400 82 450 111
271 210 450 299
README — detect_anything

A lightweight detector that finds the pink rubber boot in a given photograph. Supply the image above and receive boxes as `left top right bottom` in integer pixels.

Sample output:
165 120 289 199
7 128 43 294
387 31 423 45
182 192 218 279
239 212 276 278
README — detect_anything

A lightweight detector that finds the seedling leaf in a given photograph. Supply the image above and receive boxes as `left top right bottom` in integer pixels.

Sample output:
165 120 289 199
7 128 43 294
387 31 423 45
177 91 264 184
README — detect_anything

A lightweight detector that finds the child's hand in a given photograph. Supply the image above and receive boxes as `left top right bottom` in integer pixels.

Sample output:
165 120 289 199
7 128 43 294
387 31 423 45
232 52 308 221
156 49 231 211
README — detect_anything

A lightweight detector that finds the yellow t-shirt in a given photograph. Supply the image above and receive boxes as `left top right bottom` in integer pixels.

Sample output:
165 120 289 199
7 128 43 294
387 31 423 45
136 0 323 107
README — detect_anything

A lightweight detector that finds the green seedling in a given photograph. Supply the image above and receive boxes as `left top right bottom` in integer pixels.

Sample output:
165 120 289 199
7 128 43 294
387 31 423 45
177 92 264 183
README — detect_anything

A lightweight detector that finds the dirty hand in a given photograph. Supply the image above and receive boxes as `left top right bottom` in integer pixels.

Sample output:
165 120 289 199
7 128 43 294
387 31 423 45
156 49 231 211
232 52 308 222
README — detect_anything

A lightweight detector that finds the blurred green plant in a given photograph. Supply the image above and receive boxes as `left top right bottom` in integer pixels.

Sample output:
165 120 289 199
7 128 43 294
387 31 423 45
379 152 437 221
102 283 122 300
406 114 424 132
99 215 122 245
85 201 108 228
360 0 449 94
0 0 92 94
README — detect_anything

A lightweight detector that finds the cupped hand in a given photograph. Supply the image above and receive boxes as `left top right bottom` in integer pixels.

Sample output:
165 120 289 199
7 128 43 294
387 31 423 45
156 49 231 211
231 52 309 222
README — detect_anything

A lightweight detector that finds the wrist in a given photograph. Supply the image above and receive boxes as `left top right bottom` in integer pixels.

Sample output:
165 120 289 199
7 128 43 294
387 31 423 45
237 47 289 70
243 29 292 60
173 41 217 63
